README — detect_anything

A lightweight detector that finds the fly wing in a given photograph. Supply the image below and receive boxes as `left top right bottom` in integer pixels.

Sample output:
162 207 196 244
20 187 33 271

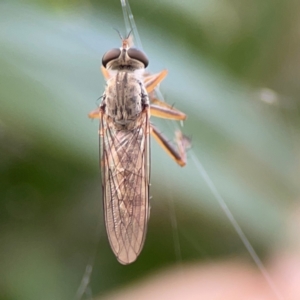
100 110 150 264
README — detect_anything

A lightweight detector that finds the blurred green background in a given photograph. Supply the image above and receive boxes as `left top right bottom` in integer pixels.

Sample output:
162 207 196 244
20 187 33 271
1 0 300 299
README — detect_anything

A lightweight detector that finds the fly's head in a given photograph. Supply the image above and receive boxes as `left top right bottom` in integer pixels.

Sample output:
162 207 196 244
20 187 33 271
102 38 149 71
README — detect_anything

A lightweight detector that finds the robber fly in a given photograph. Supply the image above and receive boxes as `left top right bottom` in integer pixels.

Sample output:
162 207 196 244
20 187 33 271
89 36 188 265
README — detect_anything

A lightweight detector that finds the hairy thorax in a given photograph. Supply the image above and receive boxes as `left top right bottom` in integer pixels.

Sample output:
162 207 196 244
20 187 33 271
104 71 148 130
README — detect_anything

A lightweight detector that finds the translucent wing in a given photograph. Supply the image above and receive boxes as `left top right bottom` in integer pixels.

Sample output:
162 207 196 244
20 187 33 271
100 109 150 264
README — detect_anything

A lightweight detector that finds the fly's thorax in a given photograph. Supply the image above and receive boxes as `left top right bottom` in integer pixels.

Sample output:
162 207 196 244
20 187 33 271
103 71 149 129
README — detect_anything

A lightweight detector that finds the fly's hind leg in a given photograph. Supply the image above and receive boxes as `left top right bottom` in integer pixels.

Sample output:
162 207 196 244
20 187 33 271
150 124 190 167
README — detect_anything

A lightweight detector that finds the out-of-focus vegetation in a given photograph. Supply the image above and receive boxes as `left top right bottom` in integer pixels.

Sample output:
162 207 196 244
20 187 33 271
1 0 300 299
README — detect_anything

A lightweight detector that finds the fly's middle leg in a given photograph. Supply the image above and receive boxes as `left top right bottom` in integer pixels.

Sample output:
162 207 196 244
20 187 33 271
150 104 186 121
88 108 104 137
88 109 102 119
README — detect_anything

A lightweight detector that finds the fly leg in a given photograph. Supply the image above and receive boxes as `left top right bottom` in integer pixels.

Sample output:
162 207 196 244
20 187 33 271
144 70 187 120
150 124 190 167
101 66 110 80
88 108 101 119
150 102 188 164
144 70 168 93
145 71 189 166
150 102 186 121
88 94 106 119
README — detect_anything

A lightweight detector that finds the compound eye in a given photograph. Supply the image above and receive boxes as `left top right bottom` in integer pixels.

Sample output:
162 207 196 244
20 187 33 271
102 48 121 67
127 48 149 67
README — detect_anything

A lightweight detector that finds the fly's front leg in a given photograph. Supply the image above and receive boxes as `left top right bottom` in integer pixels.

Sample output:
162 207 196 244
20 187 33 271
101 66 110 80
150 124 190 167
144 70 168 93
